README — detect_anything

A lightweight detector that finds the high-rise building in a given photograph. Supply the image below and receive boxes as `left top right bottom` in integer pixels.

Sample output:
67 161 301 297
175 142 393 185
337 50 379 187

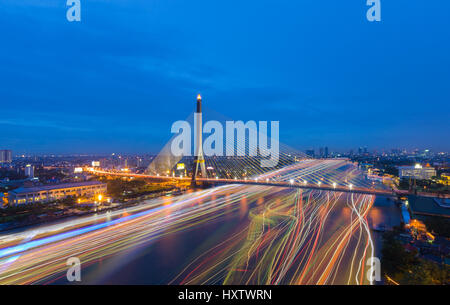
25 164 34 178
391 148 401 155
324 147 329 158
398 164 436 180
0 150 12 163
306 149 315 158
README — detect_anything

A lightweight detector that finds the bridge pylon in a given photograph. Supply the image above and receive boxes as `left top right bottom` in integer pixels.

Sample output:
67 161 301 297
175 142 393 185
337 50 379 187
192 94 207 187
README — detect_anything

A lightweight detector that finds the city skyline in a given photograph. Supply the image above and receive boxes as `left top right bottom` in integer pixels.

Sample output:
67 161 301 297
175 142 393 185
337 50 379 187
0 1 449 289
1 1 449 153
3 146 448 158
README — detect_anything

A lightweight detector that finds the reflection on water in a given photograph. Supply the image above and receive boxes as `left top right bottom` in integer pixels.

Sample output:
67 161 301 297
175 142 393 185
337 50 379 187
367 196 402 260
367 196 401 230
54 187 378 285
0 160 392 285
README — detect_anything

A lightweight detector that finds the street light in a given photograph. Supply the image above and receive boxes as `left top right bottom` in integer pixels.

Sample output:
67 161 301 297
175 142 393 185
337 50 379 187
333 182 337 188
290 179 294 185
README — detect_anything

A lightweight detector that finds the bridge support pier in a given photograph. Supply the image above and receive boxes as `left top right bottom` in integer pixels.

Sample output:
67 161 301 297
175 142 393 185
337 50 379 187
191 94 207 187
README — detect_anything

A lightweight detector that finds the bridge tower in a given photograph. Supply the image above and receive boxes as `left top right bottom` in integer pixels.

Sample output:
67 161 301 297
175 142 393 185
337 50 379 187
192 94 207 185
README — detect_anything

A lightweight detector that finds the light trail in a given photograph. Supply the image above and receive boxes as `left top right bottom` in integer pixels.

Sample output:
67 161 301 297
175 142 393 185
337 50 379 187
0 160 376 285
90 159 394 196
170 190 374 285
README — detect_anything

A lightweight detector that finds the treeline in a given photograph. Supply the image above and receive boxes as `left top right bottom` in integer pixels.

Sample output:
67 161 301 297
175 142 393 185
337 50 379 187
0 201 60 224
381 230 449 285
104 178 174 199
424 217 450 238
399 178 449 194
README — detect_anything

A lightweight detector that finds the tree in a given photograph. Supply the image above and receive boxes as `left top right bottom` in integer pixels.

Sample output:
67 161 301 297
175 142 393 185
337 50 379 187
59 196 76 207
402 260 450 285
399 178 410 190
381 231 418 277
424 217 450 238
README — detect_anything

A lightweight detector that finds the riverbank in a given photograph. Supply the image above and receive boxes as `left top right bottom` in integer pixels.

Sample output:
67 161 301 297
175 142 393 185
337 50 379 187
0 189 186 233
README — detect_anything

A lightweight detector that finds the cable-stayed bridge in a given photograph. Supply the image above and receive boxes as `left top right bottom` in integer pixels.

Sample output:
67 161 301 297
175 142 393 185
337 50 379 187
85 94 413 196
90 168 394 196
89 158 396 196
88 95 398 196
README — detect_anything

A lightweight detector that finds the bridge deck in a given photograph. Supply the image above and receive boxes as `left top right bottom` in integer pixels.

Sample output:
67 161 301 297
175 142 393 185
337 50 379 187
90 169 394 196
198 178 394 196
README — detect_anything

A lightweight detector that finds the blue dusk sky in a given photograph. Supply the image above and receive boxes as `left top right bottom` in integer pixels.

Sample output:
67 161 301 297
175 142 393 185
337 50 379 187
0 0 449 155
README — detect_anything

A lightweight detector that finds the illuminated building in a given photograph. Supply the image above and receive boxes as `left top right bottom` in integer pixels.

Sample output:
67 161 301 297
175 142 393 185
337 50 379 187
442 173 450 180
0 150 12 163
25 164 34 178
1 193 8 207
398 164 436 180
175 163 187 176
318 147 329 158
8 181 107 205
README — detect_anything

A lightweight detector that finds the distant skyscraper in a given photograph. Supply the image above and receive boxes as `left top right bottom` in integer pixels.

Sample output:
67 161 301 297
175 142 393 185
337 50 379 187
317 147 329 158
25 164 34 178
0 150 12 163
391 148 400 155
306 149 315 158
